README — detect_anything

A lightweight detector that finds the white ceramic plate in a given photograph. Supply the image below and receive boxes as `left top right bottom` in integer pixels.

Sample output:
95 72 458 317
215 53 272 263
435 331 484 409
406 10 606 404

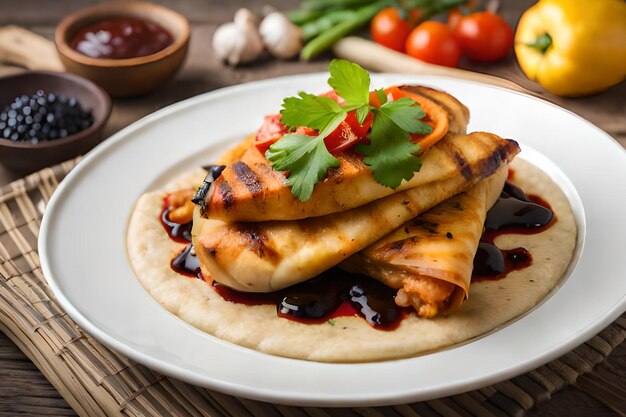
40 73 626 407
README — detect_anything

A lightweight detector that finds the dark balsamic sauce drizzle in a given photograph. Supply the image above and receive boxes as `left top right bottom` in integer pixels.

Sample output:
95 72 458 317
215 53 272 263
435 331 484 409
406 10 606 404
160 207 193 243
171 244 202 279
214 268 405 330
160 179 554 329
472 182 554 282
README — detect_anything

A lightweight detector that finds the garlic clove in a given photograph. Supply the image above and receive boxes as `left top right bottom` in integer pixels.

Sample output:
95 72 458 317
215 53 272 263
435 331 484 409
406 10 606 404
234 8 259 27
212 22 238 63
212 8 265 66
259 11 303 59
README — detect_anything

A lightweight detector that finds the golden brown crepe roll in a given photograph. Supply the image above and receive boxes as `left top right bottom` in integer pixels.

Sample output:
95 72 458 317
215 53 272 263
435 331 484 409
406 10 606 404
203 86 471 222
341 168 507 318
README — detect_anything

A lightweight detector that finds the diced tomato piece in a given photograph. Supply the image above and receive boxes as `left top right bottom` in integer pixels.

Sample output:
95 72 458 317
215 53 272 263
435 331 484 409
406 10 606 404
320 90 345 105
324 110 373 155
255 114 288 154
295 126 318 136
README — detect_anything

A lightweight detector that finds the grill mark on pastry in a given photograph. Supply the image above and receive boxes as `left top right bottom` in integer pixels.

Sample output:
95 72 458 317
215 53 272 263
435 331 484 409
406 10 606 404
410 219 439 234
439 140 473 180
399 85 468 134
232 162 263 194
477 138 520 179
401 85 451 112
218 181 234 209
237 225 280 263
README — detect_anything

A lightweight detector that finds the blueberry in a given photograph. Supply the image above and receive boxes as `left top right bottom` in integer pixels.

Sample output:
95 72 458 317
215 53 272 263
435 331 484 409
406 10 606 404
1 90 94 143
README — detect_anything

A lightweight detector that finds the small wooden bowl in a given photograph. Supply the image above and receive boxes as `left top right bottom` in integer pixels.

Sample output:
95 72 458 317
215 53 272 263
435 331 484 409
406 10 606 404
0 71 111 172
55 2 190 97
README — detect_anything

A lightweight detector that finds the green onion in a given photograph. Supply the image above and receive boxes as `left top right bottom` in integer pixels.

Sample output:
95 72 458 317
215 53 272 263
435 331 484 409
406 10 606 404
300 0 391 60
300 0 378 12
301 9 359 42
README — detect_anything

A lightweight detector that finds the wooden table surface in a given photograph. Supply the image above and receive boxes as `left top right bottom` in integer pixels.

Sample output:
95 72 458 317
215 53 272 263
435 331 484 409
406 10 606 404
0 0 624 416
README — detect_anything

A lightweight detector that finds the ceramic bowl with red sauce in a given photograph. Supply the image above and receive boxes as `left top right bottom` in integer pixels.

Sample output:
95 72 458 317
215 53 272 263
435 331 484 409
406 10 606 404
55 2 190 97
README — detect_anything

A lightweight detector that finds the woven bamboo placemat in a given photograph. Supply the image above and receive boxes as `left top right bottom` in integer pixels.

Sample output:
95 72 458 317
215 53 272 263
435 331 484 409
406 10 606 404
0 159 624 417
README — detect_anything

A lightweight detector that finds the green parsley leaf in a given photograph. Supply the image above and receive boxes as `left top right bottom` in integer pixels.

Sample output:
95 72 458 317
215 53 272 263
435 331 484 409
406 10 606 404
357 109 422 189
280 92 344 131
328 59 370 107
356 105 370 125
375 88 387 105
266 134 340 201
378 98 433 135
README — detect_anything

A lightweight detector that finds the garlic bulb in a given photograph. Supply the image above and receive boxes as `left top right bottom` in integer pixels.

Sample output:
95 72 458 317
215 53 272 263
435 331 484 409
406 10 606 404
212 8 264 65
259 11 303 59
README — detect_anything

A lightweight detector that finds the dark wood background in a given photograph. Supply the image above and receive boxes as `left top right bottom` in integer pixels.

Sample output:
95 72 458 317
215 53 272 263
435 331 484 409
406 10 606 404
0 0 624 416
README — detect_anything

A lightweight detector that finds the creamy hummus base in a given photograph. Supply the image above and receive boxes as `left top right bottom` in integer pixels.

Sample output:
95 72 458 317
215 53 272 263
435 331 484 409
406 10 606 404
126 158 577 362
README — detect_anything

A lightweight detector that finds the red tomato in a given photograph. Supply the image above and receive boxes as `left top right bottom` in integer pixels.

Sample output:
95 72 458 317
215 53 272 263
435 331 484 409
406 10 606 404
370 7 418 52
447 0 479 29
320 89 345 104
454 12 514 62
324 110 373 155
405 21 461 67
255 114 288 153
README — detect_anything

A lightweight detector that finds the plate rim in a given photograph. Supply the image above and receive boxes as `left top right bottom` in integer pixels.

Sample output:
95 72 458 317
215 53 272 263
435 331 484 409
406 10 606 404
39 72 626 407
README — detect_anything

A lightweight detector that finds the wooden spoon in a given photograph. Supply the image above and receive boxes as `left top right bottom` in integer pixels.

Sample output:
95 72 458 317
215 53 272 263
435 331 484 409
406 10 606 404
0 25 63 71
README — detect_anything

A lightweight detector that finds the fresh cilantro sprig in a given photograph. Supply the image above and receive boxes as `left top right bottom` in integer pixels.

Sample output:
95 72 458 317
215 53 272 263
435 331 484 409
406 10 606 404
358 97 433 188
266 59 433 201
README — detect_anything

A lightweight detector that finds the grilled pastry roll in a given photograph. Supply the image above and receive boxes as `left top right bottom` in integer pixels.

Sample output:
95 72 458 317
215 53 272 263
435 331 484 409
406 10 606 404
341 167 507 318
202 85 470 222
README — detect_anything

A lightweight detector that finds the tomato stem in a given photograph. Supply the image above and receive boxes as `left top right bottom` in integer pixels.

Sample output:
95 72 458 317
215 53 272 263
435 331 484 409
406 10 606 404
526 33 552 54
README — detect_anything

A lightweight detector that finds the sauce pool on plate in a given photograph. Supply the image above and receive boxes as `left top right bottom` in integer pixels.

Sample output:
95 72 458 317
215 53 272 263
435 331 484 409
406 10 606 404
69 17 174 59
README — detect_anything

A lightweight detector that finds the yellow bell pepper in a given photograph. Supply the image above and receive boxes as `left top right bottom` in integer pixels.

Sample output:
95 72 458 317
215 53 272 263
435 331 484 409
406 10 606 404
514 0 626 96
